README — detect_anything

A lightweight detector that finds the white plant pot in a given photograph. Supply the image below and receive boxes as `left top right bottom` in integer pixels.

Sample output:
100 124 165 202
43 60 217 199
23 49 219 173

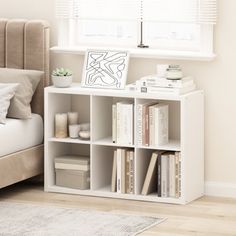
52 75 72 88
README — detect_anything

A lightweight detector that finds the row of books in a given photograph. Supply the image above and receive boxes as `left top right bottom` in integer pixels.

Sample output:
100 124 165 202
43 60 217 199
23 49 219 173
112 102 134 145
141 151 181 198
111 148 135 194
136 76 196 95
137 102 168 146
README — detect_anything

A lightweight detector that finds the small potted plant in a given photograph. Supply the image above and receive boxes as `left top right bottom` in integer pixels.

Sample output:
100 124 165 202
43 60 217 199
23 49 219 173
52 68 73 88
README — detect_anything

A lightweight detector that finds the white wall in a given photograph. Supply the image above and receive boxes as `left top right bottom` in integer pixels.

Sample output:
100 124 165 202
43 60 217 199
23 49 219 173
1 0 236 195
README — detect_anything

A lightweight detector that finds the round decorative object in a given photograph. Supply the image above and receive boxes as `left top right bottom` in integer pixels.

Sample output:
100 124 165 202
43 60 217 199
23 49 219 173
52 75 72 88
79 130 90 140
80 123 90 131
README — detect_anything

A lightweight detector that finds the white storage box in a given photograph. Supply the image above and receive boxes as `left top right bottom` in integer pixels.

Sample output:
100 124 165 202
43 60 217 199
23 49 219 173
55 155 90 190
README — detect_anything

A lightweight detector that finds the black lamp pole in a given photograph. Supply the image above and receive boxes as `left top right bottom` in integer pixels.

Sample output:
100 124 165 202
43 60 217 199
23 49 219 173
137 0 149 48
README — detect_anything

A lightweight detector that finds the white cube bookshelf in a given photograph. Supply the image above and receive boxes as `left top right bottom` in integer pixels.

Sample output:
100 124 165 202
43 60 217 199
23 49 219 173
44 83 204 204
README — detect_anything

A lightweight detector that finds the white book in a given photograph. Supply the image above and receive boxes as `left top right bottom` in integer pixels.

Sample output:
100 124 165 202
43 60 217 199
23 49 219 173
141 152 158 195
154 104 169 146
112 104 117 143
55 163 90 171
139 75 194 88
116 103 122 144
128 104 134 145
111 150 117 192
175 151 182 198
136 104 143 146
169 153 176 198
117 102 133 145
161 154 169 198
149 105 155 146
123 104 133 145
116 148 122 194
139 83 196 95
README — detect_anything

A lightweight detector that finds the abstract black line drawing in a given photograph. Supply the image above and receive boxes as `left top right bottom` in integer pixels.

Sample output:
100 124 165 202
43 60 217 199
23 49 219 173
81 50 129 89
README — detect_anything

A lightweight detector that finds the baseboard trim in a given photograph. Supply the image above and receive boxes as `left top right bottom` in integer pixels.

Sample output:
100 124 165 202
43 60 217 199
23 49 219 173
205 181 236 198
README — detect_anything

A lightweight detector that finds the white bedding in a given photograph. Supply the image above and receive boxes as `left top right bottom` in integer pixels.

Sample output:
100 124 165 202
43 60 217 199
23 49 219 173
0 113 43 157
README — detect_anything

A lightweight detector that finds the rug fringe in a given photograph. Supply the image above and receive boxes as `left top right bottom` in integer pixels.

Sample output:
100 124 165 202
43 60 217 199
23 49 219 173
133 218 167 236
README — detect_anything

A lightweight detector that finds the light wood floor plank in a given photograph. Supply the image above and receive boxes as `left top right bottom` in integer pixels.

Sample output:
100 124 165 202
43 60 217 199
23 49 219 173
0 183 236 235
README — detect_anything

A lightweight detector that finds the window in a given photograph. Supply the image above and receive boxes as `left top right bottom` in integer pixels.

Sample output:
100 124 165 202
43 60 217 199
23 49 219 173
56 0 217 55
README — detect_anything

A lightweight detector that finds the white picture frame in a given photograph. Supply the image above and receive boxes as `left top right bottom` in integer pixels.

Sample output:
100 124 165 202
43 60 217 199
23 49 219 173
81 49 129 90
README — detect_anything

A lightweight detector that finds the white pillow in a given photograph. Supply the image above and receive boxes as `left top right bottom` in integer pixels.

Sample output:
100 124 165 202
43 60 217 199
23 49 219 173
0 83 19 124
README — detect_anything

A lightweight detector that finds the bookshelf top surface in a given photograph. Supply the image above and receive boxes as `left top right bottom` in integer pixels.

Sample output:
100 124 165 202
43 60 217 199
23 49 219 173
45 83 203 101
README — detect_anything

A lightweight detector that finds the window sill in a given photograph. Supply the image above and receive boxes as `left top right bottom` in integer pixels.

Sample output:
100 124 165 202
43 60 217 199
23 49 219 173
50 46 216 61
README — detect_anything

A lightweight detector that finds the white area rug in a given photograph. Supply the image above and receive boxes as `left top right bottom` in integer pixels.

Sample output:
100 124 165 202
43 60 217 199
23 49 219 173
0 202 164 236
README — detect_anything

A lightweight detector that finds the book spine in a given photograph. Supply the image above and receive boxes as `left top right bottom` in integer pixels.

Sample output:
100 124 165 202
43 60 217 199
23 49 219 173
125 151 130 193
117 104 133 145
139 77 194 88
139 83 196 95
161 155 168 197
166 156 170 197
157 154 161 197
117 148 122 194
178 152 182 198
116 103 121 144
112 104 117 143
156 105 169 146
169 154 176 198
145 105 149 146
129 104 134 145
111 150 117 192
124 104 133 145
149 106 154 146
154 107 159 146
142 104 146 145
121 149 126 194
137 104 143 146
175 152 179 198
175 152 181 198
129 151 134 194
121 105 127 145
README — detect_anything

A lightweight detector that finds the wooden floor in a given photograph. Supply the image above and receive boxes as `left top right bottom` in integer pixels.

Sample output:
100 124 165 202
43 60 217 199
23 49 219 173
0 182 236 236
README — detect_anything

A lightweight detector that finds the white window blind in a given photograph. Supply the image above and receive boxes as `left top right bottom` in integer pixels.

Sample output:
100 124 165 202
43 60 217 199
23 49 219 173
56 0 217 54
56 0 139 21
56 0 217 24
142 0 216 24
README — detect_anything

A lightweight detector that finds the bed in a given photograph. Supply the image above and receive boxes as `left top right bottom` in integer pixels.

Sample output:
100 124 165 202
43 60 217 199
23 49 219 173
0 19 49 189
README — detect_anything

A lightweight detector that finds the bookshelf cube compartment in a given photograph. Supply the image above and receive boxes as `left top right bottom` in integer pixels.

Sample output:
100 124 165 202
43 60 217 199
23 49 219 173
46 93 90 139
92 96 134 144
91 145 135 195
135 148 157 195
136 148 182 199
135 98 180 149
45 142 90 189
91 145 115 191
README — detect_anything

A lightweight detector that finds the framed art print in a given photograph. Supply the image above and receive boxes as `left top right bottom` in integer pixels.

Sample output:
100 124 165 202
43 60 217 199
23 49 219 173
81 49 129 90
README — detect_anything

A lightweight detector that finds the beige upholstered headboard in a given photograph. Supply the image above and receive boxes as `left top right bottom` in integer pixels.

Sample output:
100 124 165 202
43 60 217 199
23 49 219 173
0 19 50 117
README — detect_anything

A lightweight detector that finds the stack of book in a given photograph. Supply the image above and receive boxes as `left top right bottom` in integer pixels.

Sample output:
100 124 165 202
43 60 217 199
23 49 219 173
141 151 181 198
111 148 135 194
112 102 134 145
137 102 168 146
136 75 196 95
